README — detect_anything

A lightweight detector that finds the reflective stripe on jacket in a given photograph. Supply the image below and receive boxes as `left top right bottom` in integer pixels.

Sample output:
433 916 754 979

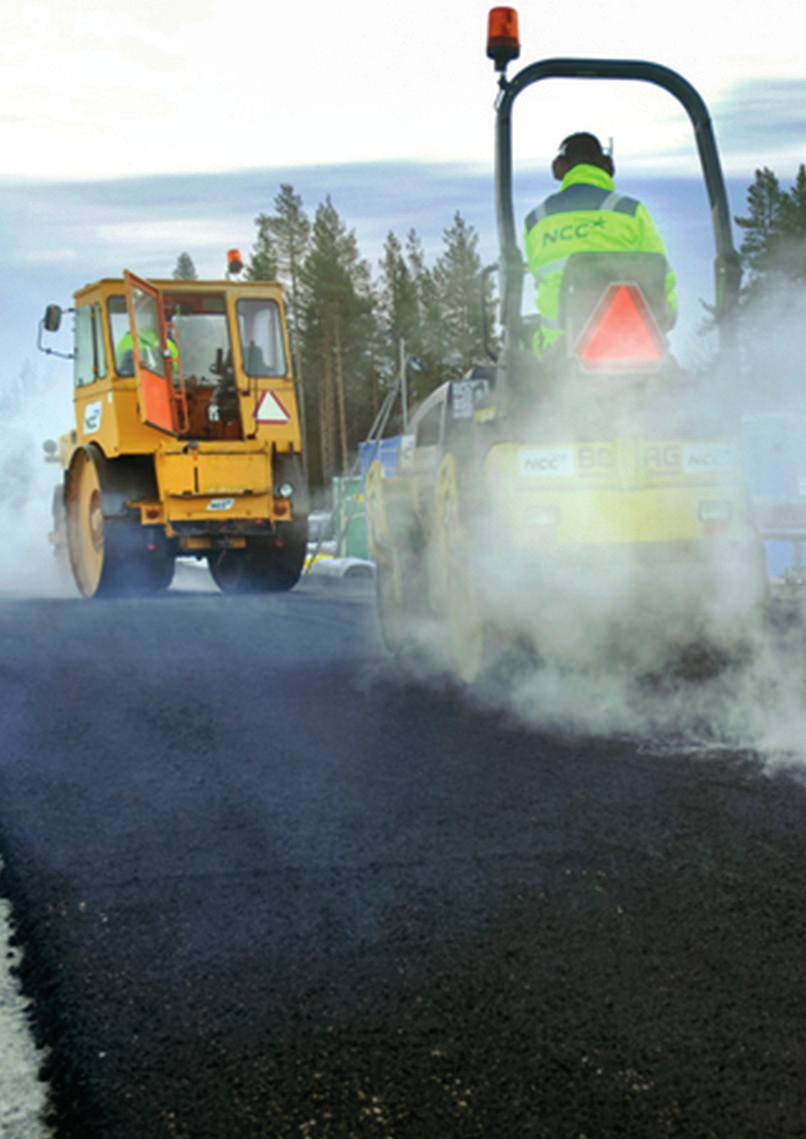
524 164 678 354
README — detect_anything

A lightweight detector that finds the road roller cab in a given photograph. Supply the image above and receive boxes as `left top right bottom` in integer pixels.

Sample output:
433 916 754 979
39 261 308 598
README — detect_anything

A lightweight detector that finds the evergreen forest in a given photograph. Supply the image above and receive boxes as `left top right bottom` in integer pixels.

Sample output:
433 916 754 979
175 184 495 492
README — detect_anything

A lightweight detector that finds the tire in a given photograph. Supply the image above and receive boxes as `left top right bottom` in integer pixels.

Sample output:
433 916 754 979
65 449 106 597
208 532 306 594
207 548 250 594
147 553 176 593
65 448 174 599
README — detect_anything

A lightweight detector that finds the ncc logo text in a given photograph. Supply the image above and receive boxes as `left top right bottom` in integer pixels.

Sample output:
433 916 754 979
541 218 607 246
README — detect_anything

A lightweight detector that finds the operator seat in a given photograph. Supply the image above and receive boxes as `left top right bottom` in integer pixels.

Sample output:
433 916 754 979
558 250 671 356
243 342 267 376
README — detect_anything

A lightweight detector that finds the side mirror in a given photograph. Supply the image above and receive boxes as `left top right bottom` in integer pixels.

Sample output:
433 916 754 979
43 304 63 333
37 303 74 359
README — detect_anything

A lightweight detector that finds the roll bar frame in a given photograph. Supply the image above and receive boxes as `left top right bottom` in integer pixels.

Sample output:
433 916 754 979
494 58 741 365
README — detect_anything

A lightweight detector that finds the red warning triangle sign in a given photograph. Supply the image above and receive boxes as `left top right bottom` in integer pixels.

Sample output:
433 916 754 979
575 284 665 371
254 390 290 424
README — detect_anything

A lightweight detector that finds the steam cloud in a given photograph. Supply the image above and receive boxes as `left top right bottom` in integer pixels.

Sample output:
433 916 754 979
0 363 74 597
376 288 806 771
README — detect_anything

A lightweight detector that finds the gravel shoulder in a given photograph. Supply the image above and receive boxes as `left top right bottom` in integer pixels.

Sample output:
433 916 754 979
0 885 49 1137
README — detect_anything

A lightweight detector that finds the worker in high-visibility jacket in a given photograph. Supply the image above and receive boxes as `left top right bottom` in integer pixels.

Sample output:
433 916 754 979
524 132 678 358
115 327 179 378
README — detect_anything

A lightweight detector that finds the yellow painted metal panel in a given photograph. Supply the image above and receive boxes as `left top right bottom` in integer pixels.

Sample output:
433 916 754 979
156 450 271 497
156 452 196 495
484 439 752 549
485 439 742 491
164 492 274 523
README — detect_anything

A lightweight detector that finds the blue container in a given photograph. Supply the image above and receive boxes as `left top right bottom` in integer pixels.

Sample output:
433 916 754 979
358 437 401 478
742 413 806 578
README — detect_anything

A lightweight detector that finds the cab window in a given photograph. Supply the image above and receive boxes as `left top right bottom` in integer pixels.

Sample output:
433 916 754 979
93 305 108 380
108 296 133 376
237 298 287 377
166 295 230 385
74 304 107 387
128 283 167 376
108 291 170 377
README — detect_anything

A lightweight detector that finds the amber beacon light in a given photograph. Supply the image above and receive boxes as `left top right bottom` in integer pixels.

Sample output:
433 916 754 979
487 7 520 72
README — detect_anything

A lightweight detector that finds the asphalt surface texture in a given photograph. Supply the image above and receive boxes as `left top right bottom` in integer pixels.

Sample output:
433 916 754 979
2 567 806 1137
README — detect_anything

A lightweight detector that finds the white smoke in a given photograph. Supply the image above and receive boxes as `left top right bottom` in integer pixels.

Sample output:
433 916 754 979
0 362 75 597
374 285 806 771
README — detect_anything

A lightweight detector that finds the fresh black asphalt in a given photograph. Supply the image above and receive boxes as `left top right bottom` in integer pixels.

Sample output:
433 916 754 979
1 574 806 1137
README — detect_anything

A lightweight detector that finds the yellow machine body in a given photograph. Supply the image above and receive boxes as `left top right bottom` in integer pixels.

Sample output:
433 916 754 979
366 377 767 683
45 273 308 597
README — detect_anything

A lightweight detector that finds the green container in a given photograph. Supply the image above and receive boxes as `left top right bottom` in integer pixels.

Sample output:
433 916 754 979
332 476 370 559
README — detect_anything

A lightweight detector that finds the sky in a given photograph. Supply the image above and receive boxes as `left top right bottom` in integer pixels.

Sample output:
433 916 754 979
0 0 802 290
1 0 803 345
1 0 804 181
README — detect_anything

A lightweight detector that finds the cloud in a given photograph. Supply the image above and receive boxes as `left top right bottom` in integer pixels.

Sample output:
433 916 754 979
0 163 498 282
713 78 806 168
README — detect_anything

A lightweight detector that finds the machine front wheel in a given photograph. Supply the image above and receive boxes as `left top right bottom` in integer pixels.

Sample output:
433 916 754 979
65 449 107 598
65 449 174 598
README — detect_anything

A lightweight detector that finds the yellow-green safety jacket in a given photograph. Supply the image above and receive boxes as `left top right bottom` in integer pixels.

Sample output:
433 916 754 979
524 164 678 356
115 329 178 375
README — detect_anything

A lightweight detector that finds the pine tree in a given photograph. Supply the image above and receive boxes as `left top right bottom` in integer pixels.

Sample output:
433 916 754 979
265 186 311 465
172 252 198 280
266 185 311 318
733 166 806 401
377 231 419 344
302 197 375 484
778 164 806 280
732 166 806 292
405 228 448 398
246 215 279 282
376 231 424 405
432 212 494 375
